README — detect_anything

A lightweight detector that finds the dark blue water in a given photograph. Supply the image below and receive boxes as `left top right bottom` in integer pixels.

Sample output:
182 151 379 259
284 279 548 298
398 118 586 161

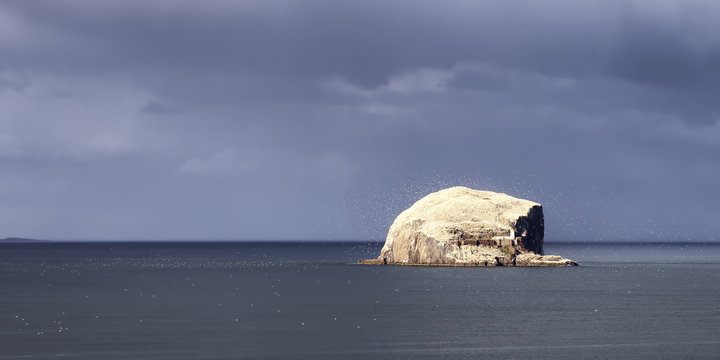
1 242 719 359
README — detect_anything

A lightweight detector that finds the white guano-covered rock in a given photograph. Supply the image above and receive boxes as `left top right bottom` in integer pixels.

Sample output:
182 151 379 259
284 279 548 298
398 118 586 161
360 186 577 267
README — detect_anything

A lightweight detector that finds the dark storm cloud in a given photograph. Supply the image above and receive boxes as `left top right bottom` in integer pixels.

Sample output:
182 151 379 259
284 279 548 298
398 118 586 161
1 1 714 82
0 0 718 241
5 0 715 122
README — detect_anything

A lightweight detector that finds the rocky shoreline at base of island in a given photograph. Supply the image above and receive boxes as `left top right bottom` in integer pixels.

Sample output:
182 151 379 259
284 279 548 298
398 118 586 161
360 252 578 267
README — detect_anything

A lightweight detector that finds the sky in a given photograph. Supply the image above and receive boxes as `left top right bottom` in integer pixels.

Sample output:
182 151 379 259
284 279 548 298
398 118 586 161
0 0 719 241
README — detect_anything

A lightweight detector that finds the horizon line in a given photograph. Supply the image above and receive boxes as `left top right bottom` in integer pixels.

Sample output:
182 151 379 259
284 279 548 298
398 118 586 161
2 238 719 244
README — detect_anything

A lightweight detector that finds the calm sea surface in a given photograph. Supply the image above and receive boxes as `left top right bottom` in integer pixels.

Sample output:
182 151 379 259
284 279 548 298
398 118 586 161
1 241 718 359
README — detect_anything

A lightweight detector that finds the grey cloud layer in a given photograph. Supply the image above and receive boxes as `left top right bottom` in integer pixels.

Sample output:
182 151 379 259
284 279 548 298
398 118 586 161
0 0 718 240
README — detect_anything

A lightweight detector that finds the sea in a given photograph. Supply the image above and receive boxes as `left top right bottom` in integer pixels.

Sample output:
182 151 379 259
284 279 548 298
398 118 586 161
1 241 718 359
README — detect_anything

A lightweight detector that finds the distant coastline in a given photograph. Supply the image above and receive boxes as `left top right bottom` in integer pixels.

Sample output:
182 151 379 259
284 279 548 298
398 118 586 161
0 237 46 243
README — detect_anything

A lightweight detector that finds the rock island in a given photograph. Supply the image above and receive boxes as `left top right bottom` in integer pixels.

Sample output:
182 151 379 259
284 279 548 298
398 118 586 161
360 186 578 267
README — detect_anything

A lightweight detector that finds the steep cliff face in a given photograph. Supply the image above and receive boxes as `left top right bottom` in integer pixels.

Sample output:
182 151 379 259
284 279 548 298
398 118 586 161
361 187 577 267
513 205 544 255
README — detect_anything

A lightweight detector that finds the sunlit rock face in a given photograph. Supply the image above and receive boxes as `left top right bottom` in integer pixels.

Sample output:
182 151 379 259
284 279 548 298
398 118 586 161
361 187 577 267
